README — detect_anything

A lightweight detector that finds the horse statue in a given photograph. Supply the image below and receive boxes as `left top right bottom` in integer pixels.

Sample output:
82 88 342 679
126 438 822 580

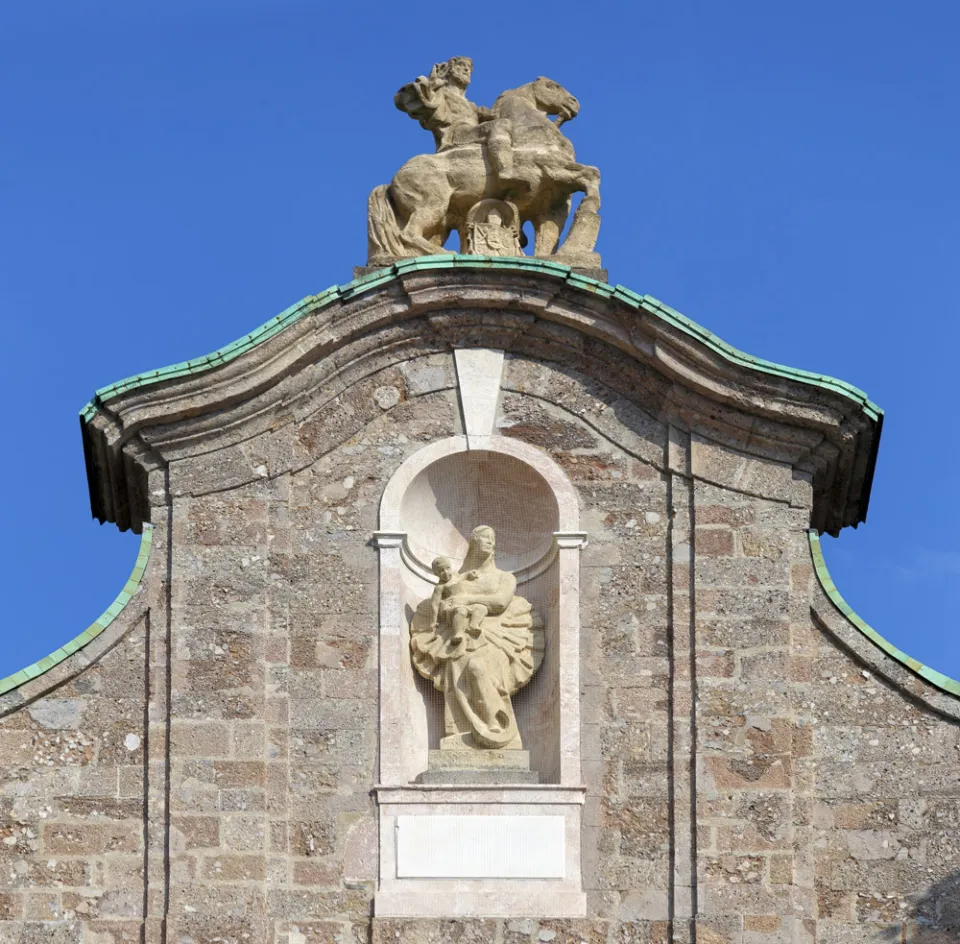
367 75 601 268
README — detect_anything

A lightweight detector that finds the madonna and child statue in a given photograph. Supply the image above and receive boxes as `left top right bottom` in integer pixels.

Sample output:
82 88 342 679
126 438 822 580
410 526 544 755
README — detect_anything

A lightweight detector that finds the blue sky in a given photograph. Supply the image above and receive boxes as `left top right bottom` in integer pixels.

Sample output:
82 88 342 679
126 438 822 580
1 2 958 680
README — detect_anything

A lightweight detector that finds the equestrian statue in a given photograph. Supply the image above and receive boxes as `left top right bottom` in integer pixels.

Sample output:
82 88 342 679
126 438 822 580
367 57 602 268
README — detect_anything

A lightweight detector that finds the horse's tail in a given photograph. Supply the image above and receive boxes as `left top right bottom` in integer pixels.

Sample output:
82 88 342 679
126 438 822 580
367 185 407 264
367 183 448 263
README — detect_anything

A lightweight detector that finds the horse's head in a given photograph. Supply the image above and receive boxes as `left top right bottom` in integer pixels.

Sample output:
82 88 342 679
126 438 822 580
529 76 580 126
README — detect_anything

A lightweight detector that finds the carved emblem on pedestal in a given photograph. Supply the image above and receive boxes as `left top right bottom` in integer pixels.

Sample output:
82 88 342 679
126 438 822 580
465 199 523 257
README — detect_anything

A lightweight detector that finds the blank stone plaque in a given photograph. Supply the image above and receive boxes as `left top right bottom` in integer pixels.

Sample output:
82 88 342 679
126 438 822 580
396 815 565 879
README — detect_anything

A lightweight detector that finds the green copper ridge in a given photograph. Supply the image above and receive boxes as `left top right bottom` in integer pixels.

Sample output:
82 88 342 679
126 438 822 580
79 255 883 426
809 530 960 698
0 525 154 696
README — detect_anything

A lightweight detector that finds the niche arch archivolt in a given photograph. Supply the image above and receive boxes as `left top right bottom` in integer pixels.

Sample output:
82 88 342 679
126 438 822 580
398 448 559 582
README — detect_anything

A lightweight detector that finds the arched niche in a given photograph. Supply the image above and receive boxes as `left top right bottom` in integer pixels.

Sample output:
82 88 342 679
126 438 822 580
375 435 585 786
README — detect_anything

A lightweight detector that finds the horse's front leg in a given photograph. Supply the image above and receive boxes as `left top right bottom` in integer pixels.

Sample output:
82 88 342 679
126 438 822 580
547 163 602 261
550 162 600 213
576 164 601 214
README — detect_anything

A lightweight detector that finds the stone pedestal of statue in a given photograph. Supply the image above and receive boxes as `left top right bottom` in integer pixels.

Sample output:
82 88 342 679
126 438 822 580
416 748 540 784
353 263 608 283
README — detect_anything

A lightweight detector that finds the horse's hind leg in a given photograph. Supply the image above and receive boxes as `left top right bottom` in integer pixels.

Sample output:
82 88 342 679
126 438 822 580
400 208 448 253
533 197 571 257
392 171 454 255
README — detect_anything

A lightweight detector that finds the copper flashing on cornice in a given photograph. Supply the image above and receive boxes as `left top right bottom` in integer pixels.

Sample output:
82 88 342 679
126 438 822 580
80 255 882 537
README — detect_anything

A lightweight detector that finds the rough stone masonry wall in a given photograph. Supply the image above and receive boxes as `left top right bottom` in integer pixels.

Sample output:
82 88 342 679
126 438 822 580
693 474 821 943
691 465 960 944
160 345 677 944
500 355 674 936
163 361 461 944
806 604 960 943
0 613 150 943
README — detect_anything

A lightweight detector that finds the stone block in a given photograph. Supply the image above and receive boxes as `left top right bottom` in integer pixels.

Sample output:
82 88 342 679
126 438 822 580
171 815 220 851
535 918 611 942
289 920 369 943
416 768 540 784
202 854 267 881
292 860 341 887
371 918 500 943
615 923 671 944
697 528 735 557
706 755 793 790
42 823 140 855
169 722 231 758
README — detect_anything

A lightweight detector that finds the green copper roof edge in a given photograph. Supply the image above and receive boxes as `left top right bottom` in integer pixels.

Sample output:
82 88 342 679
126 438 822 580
0 525 154 697
640 295 883 419
78 294 328 421
79 256 882 428
808 530 960 698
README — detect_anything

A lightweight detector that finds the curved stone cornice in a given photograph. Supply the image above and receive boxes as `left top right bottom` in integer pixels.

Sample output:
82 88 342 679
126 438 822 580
0 525 153 707
81 255 882 536
809 531 960 715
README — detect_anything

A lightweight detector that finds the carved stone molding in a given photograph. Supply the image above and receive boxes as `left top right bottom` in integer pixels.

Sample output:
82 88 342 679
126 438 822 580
82 261 880 535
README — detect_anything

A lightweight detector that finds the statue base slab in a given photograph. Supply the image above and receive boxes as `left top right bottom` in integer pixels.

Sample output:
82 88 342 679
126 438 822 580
354 262 608 284
414 748 540 784
416 768 540 784
431 748 530 769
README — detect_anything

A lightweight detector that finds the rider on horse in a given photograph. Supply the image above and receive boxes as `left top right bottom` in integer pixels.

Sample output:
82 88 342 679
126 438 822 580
394 57 535 193
368 64 600 266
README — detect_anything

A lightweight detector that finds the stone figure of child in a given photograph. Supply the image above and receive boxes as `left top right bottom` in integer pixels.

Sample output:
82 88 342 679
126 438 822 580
429 556 488 640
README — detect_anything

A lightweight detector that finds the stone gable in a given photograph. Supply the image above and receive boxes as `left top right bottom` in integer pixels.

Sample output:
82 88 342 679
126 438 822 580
1 261 954 943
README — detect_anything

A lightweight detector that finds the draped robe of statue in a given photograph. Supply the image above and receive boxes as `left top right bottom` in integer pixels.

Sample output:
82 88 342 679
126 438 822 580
410 527 544 749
